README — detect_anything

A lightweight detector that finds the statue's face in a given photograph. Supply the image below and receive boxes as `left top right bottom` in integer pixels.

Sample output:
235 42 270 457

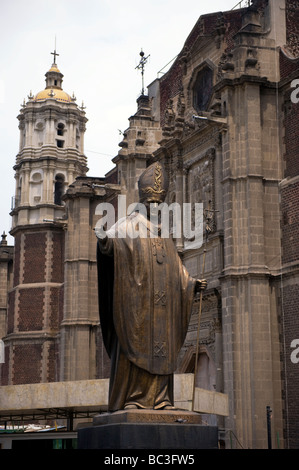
144 200 160 221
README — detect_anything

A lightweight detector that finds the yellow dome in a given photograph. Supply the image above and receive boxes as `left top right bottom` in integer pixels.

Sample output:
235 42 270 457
48 63 61 73
33 88 72 103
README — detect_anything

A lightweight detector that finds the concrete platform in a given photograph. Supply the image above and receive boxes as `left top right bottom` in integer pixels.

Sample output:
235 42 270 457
78 409 218 449
93 408 203 425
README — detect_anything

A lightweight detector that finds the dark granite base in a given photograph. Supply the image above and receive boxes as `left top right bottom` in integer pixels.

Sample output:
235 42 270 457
78 410 218 449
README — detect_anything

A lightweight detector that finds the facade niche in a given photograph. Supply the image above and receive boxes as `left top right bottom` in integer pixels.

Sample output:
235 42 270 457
29 171 43 205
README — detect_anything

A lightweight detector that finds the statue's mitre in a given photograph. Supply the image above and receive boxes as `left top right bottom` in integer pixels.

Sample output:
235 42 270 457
138 162 168 203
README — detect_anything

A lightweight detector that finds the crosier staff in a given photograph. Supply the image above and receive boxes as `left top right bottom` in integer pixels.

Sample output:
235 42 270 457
192 201 217 412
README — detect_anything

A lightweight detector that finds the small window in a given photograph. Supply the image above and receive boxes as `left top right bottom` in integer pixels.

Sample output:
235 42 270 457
54 174 65 205
57 139 64 148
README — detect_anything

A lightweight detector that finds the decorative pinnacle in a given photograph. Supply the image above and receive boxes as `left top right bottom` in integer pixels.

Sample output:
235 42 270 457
0 231 7 246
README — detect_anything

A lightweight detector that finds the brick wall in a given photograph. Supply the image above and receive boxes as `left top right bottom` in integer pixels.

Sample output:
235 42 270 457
281 77 299 179
23 232 46 283
49 286 63 330
7 290 15 334
280 50 299 81
3 227 65 385
13 233 21 287
281 284 299 448
281 182 299 264
51 231 64 283
160 61 183 127
13 344 42 384
222 10 244 53
18 288 44 331
279 0 299 449
0 346 9 385
105 168 118 184
47 341 59 382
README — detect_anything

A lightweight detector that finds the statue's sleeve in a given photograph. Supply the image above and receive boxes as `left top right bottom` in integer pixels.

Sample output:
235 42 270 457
97 236 115 358
97 234 114 256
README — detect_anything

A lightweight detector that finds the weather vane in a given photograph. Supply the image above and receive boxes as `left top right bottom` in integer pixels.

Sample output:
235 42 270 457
135 49 150 96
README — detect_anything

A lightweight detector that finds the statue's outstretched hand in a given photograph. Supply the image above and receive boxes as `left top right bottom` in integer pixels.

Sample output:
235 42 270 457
196 279 207 292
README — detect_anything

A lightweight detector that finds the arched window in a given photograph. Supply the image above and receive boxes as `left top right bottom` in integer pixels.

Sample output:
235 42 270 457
193 66 213 112
57 123 65 136
54 174 65 205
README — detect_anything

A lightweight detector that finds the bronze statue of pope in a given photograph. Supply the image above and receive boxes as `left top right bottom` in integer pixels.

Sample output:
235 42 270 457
97 162 206 411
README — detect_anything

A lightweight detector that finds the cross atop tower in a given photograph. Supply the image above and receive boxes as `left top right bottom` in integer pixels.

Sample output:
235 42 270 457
51 48 59 64
51 37 59 65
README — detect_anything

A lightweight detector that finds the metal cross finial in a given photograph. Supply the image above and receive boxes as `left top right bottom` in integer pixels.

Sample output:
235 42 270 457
51 37 59 64
135 49 150 96
51 49 59 64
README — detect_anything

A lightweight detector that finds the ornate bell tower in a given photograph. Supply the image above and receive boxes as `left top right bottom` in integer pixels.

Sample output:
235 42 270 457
12 51 88 229
4 51 88 385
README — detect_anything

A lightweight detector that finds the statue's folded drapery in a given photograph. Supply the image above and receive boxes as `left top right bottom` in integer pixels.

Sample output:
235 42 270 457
97 212 196 411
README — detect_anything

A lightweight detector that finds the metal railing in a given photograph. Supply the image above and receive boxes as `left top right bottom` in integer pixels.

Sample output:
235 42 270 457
231 0 252 9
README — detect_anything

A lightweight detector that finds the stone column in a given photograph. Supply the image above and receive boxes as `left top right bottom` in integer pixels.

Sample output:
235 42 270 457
22 166 30 206
60 190 99 381
220 80 283 448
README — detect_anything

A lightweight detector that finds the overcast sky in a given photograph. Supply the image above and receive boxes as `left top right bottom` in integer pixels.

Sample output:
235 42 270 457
0 0 238 244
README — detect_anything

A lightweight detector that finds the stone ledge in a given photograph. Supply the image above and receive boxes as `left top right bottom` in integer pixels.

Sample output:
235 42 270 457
0 374 228 418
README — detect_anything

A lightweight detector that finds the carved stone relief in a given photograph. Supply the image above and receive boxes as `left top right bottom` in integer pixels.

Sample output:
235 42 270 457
184 148 216 233
178 290 221 368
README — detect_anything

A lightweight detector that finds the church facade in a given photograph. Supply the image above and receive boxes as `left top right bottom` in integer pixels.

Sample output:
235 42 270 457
0 0 299 449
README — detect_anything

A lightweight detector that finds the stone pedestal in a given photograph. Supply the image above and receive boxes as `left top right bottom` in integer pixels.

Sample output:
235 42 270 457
78 409 218 449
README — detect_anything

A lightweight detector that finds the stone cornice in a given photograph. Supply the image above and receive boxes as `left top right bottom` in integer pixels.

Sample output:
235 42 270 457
10 221 65 237
219 266 281 280
214 75 278 93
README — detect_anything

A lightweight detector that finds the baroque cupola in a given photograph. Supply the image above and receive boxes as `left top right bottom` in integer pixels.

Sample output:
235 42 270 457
11 51 88 231
33 62 73 104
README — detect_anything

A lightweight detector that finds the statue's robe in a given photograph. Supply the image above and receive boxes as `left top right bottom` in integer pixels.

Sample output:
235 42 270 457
97 212 196 411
